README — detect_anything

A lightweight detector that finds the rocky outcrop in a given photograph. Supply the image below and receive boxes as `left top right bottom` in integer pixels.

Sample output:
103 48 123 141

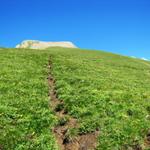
16 40 77 49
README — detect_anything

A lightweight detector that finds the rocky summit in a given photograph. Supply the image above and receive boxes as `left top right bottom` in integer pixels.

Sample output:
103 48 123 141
16 40 77 49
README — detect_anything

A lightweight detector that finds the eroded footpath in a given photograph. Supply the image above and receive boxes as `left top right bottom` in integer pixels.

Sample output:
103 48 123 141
47 58 99 150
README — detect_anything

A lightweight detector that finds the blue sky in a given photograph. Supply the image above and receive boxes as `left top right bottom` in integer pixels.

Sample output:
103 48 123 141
0 0 150 59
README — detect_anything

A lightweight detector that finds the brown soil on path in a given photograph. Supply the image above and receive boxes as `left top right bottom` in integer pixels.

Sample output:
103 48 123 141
144 130 150 149
47 58 100 150
0 145 3 150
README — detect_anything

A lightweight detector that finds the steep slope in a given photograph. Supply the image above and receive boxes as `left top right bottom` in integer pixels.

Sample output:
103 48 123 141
0 47 150 150
0 49 58 150
48 48 150 150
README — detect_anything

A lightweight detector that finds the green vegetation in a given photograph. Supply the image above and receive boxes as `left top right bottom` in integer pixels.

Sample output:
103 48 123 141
0 49 58 150
0 47 150 149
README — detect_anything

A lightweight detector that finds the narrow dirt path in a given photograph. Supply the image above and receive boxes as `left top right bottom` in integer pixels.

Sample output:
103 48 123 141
47 58 99 150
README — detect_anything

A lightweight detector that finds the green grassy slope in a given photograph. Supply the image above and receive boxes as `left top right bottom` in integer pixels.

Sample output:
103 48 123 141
0 48 150 149
0 49 58 150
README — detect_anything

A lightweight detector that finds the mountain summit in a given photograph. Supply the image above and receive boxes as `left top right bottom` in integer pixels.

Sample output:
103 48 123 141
16 40 77 49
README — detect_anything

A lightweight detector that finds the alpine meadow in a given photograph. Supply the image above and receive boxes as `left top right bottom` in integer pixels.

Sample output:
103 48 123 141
0 47 150 150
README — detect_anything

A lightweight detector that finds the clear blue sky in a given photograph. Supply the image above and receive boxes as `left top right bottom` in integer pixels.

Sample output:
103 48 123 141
0 0 150 59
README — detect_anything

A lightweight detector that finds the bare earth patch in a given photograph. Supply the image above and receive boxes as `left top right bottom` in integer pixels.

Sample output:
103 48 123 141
47 58 99 150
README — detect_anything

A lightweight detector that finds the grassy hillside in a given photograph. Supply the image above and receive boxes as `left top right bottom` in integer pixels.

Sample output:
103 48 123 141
0 48 150 149
0 49 58 150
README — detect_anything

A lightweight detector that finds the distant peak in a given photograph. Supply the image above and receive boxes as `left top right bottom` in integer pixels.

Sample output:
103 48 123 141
16 40 78 49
